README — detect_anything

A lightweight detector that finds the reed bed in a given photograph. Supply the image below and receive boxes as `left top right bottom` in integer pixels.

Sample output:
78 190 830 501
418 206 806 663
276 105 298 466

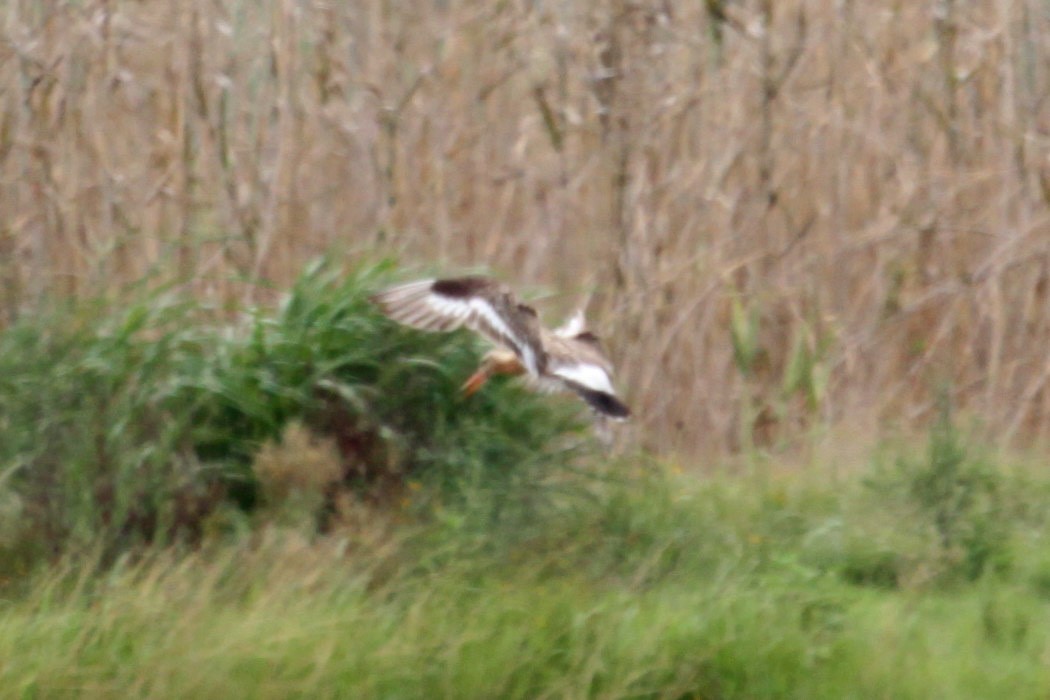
2 0 1049 456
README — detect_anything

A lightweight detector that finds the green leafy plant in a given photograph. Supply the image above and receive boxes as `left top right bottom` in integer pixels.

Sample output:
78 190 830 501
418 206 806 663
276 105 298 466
905 395 1009 581
856 392 1012 585
0 260 590 570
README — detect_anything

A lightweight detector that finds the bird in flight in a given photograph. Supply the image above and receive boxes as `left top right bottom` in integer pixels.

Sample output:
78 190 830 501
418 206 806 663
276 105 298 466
370 276 630 420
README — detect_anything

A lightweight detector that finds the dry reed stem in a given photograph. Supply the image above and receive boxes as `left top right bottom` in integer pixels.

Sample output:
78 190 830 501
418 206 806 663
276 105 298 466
2 0 1049 457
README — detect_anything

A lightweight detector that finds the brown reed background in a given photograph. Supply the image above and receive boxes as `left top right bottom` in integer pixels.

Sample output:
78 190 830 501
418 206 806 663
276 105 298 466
2 0 1049 457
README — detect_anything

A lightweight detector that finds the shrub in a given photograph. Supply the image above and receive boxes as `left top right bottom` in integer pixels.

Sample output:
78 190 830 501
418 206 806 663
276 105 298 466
852 395 1012 586
0 260 590 571
902 397 1010 582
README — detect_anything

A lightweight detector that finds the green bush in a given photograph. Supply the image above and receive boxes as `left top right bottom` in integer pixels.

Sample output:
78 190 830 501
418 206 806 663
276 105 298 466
824 396 1013 588
0 260 589 572
895 397 1010 582
0 290 210 571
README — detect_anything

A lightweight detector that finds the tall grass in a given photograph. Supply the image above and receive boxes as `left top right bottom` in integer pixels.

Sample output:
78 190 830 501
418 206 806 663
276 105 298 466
2 446 1050 698
2 1 1049 455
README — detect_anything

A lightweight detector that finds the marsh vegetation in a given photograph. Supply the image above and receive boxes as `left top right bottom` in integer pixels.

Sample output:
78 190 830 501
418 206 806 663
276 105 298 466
3 1 1050 696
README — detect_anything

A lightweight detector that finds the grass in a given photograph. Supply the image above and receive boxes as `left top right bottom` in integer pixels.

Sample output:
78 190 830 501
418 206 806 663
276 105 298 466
2 459 1050 699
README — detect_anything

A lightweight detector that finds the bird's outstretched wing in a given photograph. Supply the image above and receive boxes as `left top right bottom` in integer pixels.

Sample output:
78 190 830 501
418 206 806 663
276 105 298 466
370 277 547 376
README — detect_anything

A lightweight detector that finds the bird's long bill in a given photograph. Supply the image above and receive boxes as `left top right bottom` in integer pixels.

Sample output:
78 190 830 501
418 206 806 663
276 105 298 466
461 368 490 396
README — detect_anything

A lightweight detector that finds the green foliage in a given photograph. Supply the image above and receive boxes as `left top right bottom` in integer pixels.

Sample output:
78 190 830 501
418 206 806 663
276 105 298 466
790 402 1021 595
908 398 1008 579
3 462 1050 698
871 395 1011 584
0 260 588 571
0 290 209 570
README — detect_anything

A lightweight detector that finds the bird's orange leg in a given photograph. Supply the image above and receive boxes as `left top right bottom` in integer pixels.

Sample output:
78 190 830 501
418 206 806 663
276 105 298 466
461 368 490 396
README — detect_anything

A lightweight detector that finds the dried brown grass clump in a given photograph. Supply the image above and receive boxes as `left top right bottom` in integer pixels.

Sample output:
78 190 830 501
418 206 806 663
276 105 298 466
253 422 342 501
250 421 416 541
3 1 1050 457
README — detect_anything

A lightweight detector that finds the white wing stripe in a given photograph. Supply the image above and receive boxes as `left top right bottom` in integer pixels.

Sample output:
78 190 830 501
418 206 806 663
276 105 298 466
551 362 614 393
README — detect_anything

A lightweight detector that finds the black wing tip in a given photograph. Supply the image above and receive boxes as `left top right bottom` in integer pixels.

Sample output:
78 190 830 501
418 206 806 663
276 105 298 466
577 388 631 420
431 276 495 298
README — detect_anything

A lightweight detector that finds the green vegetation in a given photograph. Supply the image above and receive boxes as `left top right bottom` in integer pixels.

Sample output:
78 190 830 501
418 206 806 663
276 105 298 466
0 261 583 575
2 456 1050 698
2 264 1050 698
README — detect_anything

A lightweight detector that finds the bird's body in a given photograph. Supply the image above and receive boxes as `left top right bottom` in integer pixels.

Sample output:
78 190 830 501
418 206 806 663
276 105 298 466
370 276 630 420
